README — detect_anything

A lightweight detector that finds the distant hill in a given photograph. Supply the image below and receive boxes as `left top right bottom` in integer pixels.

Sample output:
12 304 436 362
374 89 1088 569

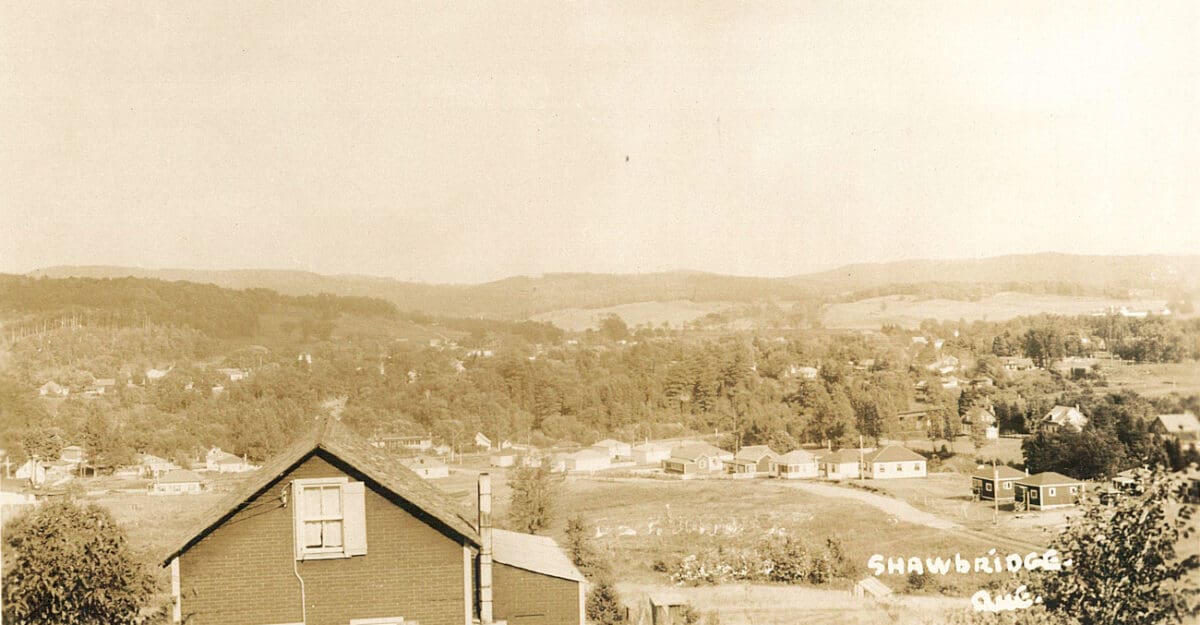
29 266 813 319
29 254 1200 321
800 253 1200 293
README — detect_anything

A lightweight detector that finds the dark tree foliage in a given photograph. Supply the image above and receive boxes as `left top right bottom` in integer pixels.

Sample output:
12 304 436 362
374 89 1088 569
1027 469 1199 625
1022 429 1126 480
506 464 561 534
2 500 156 625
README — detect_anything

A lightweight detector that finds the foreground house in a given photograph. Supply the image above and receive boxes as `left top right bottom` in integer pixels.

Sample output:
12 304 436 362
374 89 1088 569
730 445 777 477
860 446 926 479
770 450 819 479
971 465 1026 502
153 469 204 495
162 419 585 625
1014 472 1084 510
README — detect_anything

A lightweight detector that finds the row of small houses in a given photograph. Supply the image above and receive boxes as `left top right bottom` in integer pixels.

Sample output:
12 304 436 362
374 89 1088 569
663 443 929 480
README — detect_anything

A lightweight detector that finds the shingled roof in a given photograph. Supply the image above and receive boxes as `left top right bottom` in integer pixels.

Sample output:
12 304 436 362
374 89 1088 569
161 418 480 566
1016 471 1081 487
863 445 925 464
971 465 1027 481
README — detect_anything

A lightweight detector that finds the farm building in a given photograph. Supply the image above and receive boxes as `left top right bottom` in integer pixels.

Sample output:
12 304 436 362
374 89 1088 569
861 446 926 479
565 449 610 472
729 445 778 476
820 449 862 480
962 406 999 439
401 455 450 479
1014 472 1085 511
153 469 204 495
971 465 1026 502
205 448 257 473
663 444 728 475
591 438 632 459
1152 412 1200 450
770 450 819 479
631 442 671 465
1040 405 1088 433
161 419 585 625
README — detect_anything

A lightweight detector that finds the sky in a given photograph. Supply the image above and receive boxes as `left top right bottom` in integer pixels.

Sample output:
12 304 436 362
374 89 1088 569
2 1 1197 284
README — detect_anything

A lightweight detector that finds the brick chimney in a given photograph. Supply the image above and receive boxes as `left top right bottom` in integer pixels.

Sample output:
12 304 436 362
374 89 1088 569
478 473 493 624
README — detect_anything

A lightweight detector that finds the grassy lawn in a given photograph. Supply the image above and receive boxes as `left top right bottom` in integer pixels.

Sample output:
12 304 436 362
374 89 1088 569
1095 360 1200 397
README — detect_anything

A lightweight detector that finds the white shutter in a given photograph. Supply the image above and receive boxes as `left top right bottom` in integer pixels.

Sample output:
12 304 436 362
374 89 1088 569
343 481 368 556
292 480 305 560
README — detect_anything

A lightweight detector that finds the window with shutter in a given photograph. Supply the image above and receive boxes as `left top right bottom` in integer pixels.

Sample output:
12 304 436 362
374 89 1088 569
293 478 368 559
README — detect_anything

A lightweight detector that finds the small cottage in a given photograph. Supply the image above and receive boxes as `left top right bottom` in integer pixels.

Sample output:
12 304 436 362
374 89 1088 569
1152 412 1200 450
590 439 632 460
962 406 999 439
971 465 1026 502
565 449 610 473
820 449 862 480
861 446 926 479
1014 472 1084 510
631 442 671 465
153 469 204 495
663 444 728 475
770 450 819 479
730 445 778 477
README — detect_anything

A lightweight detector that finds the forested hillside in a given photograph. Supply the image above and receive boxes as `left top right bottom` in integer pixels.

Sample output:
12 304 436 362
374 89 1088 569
4 276 1200 483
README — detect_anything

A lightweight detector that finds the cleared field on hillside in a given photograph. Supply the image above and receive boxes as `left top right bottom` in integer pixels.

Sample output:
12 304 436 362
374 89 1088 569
1097 360 1200 397
531 300 734 331
821 292 1168 329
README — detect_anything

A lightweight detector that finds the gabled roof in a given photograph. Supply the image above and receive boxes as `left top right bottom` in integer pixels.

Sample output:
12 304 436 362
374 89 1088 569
735 445 778 462
162 419 480 566
632 442 668 452
157 469 204 484
492 529 586 583
863 445 925 464
776 450 817 464
970 465 1027 481
670 444 719 462
1156 412 1200 433
963 406 996 424
1016 471 1081 486
825 449 862 464
1043 405 1088 429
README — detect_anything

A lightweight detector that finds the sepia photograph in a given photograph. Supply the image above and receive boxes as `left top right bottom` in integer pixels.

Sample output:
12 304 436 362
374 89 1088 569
1 2 1198 624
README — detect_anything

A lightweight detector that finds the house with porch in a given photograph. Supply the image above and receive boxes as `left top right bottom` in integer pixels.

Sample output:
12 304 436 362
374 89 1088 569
860 446 926 480
729 445 778 477
770 450 819 479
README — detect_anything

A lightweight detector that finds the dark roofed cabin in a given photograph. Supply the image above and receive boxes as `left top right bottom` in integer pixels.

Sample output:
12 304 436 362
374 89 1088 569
162 419 584 625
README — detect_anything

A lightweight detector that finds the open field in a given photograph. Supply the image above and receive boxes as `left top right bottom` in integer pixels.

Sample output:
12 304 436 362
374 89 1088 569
617 582 968 625
886 436 1026 466
531 300 736 331
821 292 1168 329
1096 360 1200 397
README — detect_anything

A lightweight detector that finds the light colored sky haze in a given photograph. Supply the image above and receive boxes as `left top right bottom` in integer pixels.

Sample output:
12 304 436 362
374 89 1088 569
2 1 1197 283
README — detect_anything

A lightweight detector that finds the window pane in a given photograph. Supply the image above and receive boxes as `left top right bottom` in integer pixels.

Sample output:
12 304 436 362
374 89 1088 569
304 522 323 548
303 487 322 517
324 520 343 547
322 486 341 516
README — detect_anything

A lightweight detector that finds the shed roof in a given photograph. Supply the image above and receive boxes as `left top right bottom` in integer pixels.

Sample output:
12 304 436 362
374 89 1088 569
492 529 586 583
161 418 480 566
